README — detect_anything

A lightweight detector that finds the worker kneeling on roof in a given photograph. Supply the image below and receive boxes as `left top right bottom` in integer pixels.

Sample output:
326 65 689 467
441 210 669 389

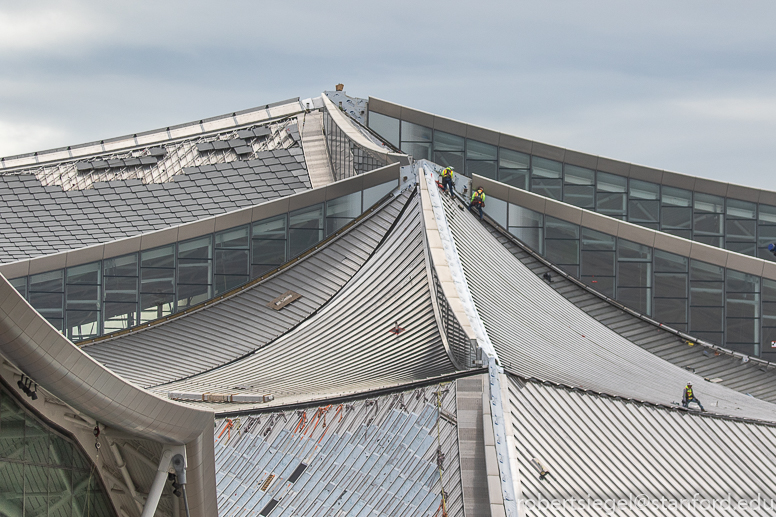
470 187 485 220
682 382 705 412
440 167 455 196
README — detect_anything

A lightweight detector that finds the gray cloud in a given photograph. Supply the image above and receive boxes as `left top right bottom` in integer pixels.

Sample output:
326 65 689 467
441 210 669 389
0 0 774 190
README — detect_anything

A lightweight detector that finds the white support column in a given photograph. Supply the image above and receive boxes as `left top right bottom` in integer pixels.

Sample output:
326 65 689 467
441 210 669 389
141 445 185 517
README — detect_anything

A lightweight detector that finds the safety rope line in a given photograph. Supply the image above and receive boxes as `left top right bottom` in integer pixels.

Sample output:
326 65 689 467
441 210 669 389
436 384 448 517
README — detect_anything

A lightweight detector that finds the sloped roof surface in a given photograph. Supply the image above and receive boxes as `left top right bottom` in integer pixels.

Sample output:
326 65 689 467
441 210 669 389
0 149 308 263
214 381 462 517
507 376 776 516
482 222 776 404
442 194 776 422
83 191 410 388
153 191 457 408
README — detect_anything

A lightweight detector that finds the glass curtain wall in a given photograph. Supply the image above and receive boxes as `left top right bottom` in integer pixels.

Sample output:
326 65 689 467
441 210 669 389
369 110 776 260
7 181 397 342
492 200 772 357
0 383 115 516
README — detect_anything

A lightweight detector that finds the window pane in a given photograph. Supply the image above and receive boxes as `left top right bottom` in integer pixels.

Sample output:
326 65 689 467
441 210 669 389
564 165 594 185
327 192 361 219
618 239 652 261
253 214 287 239
690 306 723 331
466 140 497 160
66 285 99 310
141 245 175 268
727 292 759 318
508 205 543 227
532 157 562 179
581 228 616 250
402 142 431 161
563 185 595 208
726 242 756 256
214 275 249 294
252 239 287 265
546 240 579 265
726 219 756 241
104 302 137 332
694 193 724 213
104 253 138 277
363 180 398 208
9 277 26 298
628 200 659 223
499 148 530 169
581 250 615 276
214 249 249 276
499 169 529 189
367 111 400 148
617 287 651 314
691 332 722 346
178 235 212 260
289 228 323 257
654 250 687 272
484 197 507 228
177 283 211 310
764 278 776 302
326 217 353 236
545 217 579 239
653 298 688 324
618 262 652 287
467 160 497 179
28 292 64 314
139 293 174 322
29 270 64 293
694 213 723 234
178 259 211 285
67 310 100 340
759 204 776 224
661 206 691 229
531 178 562 200
508 227 543 253
654 273 687 298
104 276 137 302
727 198 756 219
629 179 659 200
726 270 759 293
695 235 722 247
400 120 432 142
433 151 464 172
140 268 175 294
290 205 323 230
661 186 692 207
67 262 100 285
726 318 759 344
597 192 626 214
663 228 692 240
216 225 249 248
582 276 614 297
691 283 724 306
597 172 627 193
433 131 464 151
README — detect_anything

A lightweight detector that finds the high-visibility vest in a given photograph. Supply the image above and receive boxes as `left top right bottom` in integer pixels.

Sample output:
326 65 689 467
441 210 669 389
685 386 693 399
471 191 485 205
442 168 453 179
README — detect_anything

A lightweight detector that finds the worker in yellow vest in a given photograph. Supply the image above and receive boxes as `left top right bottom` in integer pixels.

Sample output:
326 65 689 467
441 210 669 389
682 382 705 411
470 187 486 220
441 167 455 196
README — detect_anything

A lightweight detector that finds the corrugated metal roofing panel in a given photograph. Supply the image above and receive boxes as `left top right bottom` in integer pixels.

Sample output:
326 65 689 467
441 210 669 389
83 191 411 389
442 194 776 422
507 376 776 516
153 193 457 408
213 381 463 517
480 218 776 404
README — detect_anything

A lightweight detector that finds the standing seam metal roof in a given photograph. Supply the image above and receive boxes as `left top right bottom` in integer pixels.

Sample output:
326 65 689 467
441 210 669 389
82 191 411 388
152 192 457 408
214 381 462 517
481 221 776 404
507 375 776 516
441 193 776 422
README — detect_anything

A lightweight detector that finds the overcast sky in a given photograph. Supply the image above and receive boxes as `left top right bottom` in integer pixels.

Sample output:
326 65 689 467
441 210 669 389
1 1 774 190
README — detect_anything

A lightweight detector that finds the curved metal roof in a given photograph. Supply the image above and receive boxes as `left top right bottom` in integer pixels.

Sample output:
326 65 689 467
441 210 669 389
153 191 458 409
441 191 776 422
507 376 776 516
83 191 412 388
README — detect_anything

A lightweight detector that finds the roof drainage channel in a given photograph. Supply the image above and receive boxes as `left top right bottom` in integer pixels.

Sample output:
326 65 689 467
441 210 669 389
418 161 518 516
